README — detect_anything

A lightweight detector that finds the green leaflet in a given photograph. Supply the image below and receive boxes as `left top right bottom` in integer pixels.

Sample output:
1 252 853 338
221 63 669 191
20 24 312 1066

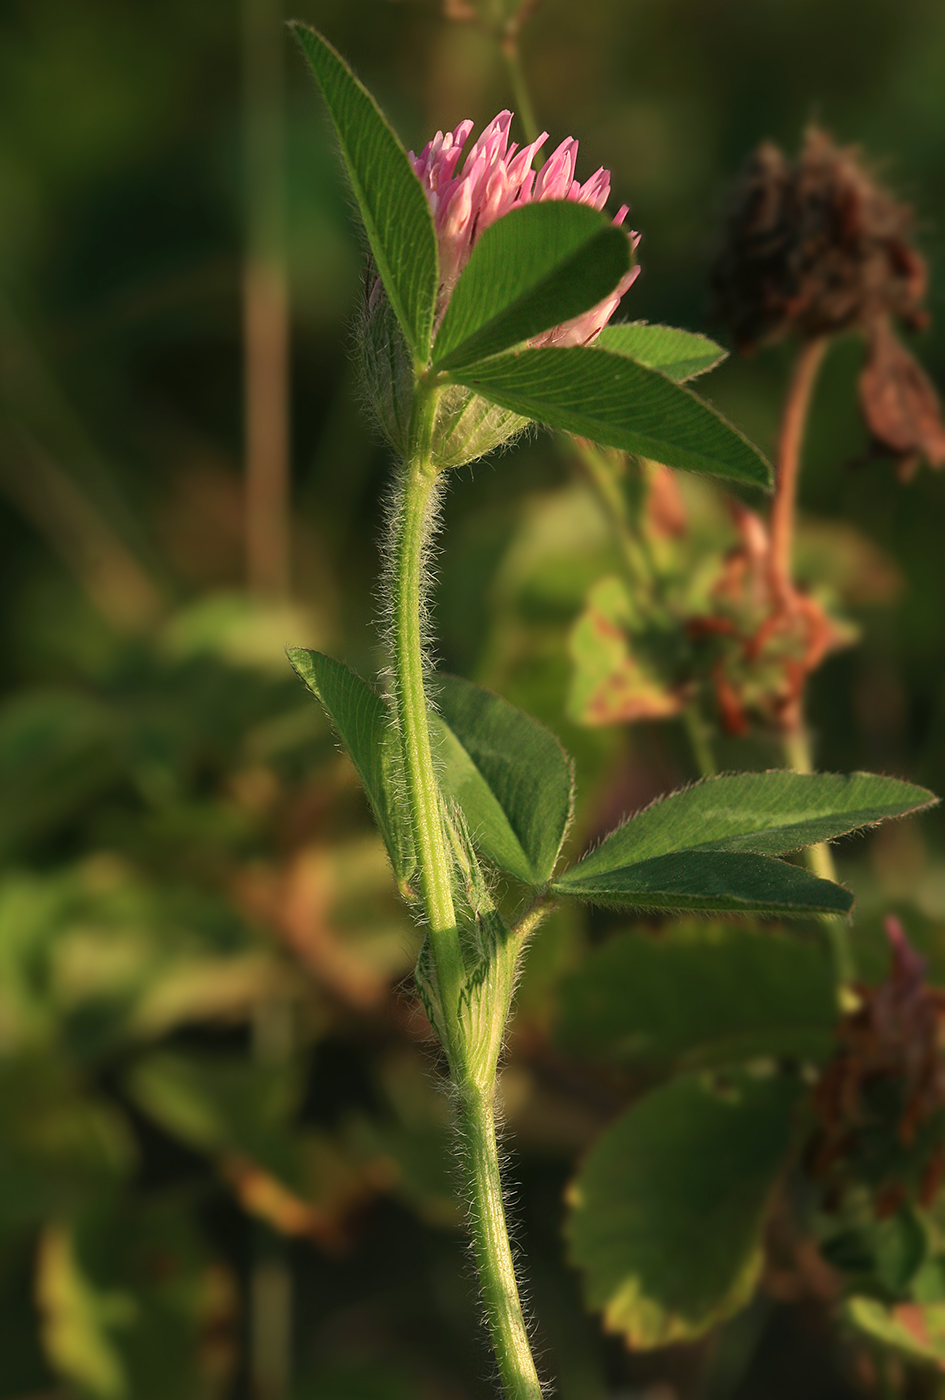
558 771 936 872
553 848 853 917
291 24 438 361
567 1071 800 1348
430 674 574 886
432 202 632 371
556 921 839 1069
287 648 416 890
596 321 727 381
446 346 771 486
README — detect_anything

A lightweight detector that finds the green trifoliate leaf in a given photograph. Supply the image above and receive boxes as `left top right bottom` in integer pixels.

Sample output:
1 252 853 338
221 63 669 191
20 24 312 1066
556 921 839 1069
287 648 416 891
567 1071 800 1348
553 848 853 917
429 675 574 886
596 322 727 381
559 771 937 873
291 23 437 362
445 347 771 487
432 202 632 372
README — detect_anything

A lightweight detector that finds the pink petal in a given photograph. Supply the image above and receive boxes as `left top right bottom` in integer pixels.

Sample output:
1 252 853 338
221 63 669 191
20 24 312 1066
534 137 579 201
506 132 549 195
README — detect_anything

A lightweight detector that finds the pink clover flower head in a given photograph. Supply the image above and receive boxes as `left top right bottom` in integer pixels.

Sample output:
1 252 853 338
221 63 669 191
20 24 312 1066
410 110 640 346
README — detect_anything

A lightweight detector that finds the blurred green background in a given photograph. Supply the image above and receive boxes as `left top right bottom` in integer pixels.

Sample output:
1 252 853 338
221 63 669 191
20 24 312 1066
2 0 945 1397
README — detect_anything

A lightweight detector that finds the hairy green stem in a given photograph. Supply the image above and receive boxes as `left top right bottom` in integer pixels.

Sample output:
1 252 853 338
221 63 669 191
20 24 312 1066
391 403 465 1059
460 1083 543 1400
390 388 544 1398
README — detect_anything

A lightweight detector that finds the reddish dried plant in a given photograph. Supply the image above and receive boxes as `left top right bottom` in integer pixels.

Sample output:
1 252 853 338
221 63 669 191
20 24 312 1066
688 501 851 735
811 917 945 1217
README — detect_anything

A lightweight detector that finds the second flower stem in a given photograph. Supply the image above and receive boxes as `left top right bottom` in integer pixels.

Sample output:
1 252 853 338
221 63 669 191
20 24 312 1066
769 336 827 607
772 337 856 991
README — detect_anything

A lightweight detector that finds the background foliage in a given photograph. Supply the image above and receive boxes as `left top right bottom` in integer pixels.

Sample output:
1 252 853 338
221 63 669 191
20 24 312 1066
2 0 945 1396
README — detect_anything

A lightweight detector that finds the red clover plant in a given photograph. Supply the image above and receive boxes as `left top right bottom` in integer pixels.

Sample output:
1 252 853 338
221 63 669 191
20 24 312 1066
287 25 937 1397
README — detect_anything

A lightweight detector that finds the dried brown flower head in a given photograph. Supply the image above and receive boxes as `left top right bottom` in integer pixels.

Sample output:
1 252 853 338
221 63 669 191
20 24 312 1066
712 127 927 350
713 128 945 476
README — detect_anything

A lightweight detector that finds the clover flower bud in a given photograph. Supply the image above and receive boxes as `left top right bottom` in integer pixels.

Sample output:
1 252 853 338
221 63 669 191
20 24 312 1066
362 111 640 468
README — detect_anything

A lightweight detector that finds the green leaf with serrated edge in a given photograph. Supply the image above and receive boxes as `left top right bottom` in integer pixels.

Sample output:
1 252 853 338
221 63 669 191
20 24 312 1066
446 347 771 487
287 648 415 889
596 321 727 381
567 1071 799 1348
553 849 853 916
432 202 632 372
556 772 937 882
291 24 437 361
846 1296 945 1368
556 922 838 1069
429 674 573 886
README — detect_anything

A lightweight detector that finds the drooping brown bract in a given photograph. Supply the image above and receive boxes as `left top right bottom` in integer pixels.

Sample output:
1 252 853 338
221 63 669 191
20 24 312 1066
859 316 945 479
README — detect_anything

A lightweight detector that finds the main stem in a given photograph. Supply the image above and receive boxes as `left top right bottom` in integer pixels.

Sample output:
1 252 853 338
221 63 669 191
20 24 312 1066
391 390 544 1400
462 1083 544 1400
391 414 464 1050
